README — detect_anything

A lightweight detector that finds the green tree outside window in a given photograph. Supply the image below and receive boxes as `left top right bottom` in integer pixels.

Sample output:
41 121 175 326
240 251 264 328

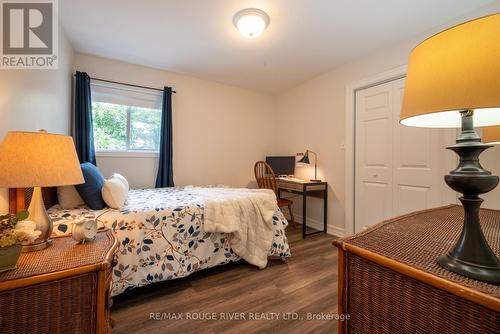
92 102 161 151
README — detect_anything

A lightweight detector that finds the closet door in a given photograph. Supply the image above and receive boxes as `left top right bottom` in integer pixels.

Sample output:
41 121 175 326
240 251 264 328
355 81 394 233
355 78 451 233
391 78 444 216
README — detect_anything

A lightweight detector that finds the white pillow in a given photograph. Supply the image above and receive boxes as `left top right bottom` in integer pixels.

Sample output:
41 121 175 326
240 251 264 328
57 186 85 209
101 178 128 209
111 173 129 191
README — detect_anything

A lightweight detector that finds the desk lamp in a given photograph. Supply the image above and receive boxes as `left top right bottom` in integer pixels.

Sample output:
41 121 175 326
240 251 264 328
298 150 321 182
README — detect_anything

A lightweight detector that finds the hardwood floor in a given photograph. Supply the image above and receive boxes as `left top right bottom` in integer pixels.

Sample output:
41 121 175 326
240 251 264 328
111 226 339 334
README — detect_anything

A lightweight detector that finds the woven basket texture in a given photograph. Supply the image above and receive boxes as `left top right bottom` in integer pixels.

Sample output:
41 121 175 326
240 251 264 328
347 254 499 334
345 205 499 297
342 205 499 334
0 273 97 333
0 230 114 282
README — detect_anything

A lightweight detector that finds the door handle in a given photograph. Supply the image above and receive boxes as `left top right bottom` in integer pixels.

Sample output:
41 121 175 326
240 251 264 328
372 173 378 177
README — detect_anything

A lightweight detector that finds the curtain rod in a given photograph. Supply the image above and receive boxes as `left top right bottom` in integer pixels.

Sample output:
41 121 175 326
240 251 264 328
74 74 176 93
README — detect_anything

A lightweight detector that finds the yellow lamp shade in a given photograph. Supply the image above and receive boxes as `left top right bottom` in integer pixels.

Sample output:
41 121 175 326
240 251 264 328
483 126 500 145
400 13 500 128
0 131 84 188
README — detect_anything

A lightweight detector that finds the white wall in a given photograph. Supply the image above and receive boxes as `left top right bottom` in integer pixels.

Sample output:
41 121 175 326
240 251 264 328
0 28 75 214
74 53 276 189
274 3 500 235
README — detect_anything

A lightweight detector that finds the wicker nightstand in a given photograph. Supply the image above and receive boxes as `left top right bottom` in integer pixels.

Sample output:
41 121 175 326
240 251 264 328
333 205 500 334
0 229 118 334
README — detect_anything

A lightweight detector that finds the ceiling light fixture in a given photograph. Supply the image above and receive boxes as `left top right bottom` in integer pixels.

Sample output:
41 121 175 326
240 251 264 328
233 8 270 38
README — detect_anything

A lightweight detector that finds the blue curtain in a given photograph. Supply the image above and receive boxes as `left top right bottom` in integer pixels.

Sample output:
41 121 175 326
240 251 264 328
155 87 174 187
74 71 96 165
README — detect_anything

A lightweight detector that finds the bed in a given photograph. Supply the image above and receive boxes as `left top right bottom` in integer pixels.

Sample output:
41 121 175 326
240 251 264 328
41 187 292 296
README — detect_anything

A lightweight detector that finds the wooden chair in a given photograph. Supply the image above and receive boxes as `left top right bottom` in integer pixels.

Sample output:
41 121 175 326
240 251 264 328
254 161 296 228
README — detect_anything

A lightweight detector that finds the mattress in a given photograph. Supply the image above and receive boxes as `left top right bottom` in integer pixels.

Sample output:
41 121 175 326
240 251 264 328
47 187 291 296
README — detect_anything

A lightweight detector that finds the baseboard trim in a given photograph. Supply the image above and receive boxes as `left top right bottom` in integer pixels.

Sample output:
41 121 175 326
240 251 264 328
291 214 345 238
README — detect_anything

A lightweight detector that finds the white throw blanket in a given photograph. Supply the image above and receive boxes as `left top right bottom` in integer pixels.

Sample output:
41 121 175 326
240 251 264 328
188 187 278 269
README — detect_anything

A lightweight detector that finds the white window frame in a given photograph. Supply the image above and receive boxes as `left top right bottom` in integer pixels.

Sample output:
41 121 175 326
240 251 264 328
91 82 162 157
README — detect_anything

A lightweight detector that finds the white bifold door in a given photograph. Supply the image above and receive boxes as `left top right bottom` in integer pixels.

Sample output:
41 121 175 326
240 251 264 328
354 78 455 233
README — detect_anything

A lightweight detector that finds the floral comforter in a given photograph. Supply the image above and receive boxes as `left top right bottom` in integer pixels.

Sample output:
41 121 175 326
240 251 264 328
47 187 291 296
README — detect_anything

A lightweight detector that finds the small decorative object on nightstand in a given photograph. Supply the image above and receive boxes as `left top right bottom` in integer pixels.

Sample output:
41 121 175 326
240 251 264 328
72 218 98 243
0 245 21 273
0 230 118 334
0 210 39 272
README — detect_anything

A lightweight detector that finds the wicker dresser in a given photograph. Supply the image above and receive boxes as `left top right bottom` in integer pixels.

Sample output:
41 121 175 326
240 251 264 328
0 229 118 334
333 205 500 334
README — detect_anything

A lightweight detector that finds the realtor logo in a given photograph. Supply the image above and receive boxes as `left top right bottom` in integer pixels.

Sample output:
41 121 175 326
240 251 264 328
1 0 58 69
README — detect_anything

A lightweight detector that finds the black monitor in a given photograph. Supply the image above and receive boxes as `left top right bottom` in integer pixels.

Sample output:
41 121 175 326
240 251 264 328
265 156 295 176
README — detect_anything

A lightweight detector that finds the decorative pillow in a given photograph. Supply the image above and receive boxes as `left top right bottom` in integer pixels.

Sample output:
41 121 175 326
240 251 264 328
56 186 85 209
111 173 130 192
75 162 107 210
101 178 128 209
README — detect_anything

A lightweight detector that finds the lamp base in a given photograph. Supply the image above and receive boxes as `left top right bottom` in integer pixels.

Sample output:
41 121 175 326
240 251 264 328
437 253 500 284
310 179 322 182
439 109 500 285
22 187 54 252
22 239 53 253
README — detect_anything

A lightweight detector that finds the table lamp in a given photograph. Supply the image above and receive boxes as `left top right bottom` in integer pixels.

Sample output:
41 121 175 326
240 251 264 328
298 150 321 182
483 126 500 145
0 131 84 251
400 14 500 284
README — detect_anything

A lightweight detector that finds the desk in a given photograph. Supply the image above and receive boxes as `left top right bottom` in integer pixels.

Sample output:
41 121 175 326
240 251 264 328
276 178 328 239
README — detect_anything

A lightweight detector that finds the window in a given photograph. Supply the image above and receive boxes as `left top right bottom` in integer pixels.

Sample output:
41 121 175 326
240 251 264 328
91 82 162 153
92 102 161 151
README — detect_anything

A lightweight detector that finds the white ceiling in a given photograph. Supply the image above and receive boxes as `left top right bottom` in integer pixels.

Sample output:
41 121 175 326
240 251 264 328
60 0 496 93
